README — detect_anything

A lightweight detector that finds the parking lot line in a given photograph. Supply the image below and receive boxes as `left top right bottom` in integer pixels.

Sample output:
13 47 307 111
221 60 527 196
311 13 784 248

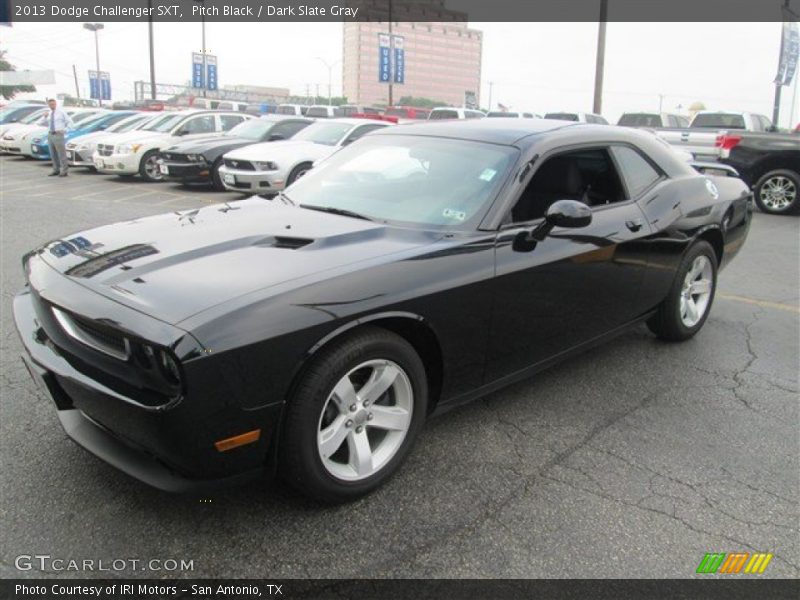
717 293 800 314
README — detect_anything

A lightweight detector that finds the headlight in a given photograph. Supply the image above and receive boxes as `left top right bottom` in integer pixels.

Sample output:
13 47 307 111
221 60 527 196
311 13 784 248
116 143 142 154
253 161 278 171
32 137 42 144
79 141 96 152
186 154 207 163
133 343 183 391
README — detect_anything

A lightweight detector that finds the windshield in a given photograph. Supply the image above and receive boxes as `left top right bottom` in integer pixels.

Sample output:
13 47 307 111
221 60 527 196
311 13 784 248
545 113 579 121
108 114 149 133
287 134 517 229
21 109 48 124
429 109 459 120
142 114 184 132
691 113 746 129
306 107 332 118
71 111 101 124
276 105 299 115
227 119 275 140
618 114 661 127
292 121 353 145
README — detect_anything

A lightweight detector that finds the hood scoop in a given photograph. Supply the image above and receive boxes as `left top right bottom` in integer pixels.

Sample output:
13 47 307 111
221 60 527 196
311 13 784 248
253 236 315 250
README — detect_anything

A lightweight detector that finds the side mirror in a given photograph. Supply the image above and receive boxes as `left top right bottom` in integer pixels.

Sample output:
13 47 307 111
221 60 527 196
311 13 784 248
544 199 592 229
175 128 189 136
268 133 285 141
512 199 592 252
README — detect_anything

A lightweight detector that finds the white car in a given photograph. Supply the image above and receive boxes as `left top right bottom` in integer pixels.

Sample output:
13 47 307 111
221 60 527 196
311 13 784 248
66 112 158 168
486 110 541 119
428 107 486 120
1 109 104 156
218 118 391 193
305 105 344 118
275 104 309 116
544 111 609 124
92 110 252 181
0 108 48 153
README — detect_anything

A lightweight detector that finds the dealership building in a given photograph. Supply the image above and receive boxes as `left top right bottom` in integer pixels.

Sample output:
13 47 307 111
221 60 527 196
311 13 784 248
342 2 483 107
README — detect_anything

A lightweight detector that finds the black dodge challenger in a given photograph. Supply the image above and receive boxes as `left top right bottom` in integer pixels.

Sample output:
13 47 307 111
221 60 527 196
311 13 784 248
13 120 752 502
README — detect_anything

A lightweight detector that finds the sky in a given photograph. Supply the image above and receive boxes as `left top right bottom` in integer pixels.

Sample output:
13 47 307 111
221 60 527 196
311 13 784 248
2 21 798 126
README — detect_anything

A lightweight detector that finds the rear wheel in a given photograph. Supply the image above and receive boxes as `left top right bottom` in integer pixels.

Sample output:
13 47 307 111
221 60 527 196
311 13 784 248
138 149 163 182
280 327 427 503
754 169 800 215
647 241 718 342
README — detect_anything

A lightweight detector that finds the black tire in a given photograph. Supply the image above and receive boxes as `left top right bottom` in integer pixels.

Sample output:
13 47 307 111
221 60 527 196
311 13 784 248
754 169 800 215
286 162 312 186
210 158 225 191
138 149 162 182
279 326 428 503
647 240 718 342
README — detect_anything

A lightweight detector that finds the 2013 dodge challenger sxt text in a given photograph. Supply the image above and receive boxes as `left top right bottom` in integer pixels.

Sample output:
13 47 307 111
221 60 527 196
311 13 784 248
13 120 752 502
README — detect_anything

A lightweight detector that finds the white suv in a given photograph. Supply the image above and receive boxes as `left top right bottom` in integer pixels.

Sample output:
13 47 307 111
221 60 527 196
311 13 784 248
92 110 251 181
428 107 486 120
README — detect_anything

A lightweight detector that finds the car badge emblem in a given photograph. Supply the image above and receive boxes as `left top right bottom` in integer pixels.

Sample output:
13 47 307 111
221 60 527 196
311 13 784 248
231 161 238 167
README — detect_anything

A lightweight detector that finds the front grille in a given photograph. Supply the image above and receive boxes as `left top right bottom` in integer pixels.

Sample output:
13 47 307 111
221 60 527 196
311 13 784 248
97 144 114 157
224 158 254 171
161 152 187 162
52 307 130 361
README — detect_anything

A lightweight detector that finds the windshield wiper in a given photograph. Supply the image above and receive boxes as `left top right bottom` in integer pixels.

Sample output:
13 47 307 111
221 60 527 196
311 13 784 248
277 191 295 205
300 205 374 222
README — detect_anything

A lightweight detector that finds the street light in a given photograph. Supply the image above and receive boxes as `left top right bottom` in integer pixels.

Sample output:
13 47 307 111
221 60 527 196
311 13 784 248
316 57 340 106
83 23 104 106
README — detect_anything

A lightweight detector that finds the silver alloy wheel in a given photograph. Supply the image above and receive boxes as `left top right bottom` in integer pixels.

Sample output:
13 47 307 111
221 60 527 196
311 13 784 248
760 175 796 211
317 359 413 482
143 155 163 181
679 255 713 328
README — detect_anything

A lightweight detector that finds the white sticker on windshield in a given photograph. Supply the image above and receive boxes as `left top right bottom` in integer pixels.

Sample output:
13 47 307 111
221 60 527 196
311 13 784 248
479 168 497 182
443 208 466 221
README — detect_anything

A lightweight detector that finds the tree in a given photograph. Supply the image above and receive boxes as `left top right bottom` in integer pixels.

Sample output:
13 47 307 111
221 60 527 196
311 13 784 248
0 50 36 101
397 96 450 108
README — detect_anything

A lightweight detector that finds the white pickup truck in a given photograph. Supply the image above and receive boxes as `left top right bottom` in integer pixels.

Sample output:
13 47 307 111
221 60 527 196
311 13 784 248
656 111 777 161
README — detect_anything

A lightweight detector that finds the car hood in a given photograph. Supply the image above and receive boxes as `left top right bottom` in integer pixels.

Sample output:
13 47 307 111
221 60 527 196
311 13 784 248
6 125 45 141
36 197 440 325
106 130 166 145
225 140 336 163
68 130 110 147
2 123 44 138
163 135 248 156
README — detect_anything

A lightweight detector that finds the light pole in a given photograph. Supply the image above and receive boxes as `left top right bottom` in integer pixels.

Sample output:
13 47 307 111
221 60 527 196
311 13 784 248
592 0 608 115
316 57 340 105
193 0 208 98
83 23 104 106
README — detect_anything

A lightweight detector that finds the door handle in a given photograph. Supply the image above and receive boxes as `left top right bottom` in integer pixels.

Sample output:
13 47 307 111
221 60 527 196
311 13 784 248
626 219 643 232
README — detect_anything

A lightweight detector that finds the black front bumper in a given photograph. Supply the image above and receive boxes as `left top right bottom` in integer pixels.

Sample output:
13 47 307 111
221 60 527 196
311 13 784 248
13 288 278 493
160 161 211 184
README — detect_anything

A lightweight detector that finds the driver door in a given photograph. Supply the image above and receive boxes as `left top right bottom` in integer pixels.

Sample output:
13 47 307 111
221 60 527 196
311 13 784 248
485 145 655 382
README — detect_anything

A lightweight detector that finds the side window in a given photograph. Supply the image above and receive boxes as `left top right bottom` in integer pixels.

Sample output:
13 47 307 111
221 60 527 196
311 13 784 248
677 116 690 128
465 110 483 119
220 115 245 131
611 146 662 199
509 148 627 223
667 115 678 127
181 115 215 135
271 121 308 139
342 124 385 145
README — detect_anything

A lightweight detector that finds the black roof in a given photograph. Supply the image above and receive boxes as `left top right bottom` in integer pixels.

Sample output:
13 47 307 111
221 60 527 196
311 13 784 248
374 118 586 145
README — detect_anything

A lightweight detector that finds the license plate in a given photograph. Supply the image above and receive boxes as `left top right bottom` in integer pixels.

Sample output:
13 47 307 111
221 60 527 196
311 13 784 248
159 164 169 175
67 151 74 160
94 158 105 168
223 174 235 185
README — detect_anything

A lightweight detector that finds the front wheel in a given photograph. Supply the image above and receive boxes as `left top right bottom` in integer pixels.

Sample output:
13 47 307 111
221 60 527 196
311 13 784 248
138 149 163 182
754 169 800 215
280 327 428 503
210 158 225 191
286 162 312 187
647 240 718 342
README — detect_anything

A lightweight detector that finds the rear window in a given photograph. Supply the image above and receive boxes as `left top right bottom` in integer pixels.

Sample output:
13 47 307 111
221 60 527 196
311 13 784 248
429 109 459 120
306 107 332 118
487 112 520 118
545 113 579 121
276 106 299 115
618 114 661 128
691 113 746 129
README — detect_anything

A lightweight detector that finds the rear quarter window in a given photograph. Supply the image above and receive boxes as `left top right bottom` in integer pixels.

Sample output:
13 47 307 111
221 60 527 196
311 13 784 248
611 146 662 198
691 113 746 129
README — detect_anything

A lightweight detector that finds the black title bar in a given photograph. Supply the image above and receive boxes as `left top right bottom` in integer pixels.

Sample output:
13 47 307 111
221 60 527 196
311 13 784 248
5 0 798 23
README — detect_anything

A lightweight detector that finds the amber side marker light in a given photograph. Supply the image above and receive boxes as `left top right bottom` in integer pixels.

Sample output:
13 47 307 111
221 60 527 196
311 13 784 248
214 429 261 452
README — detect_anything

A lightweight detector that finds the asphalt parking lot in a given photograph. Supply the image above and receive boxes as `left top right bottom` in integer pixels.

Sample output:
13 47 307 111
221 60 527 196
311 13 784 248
0 155 798 579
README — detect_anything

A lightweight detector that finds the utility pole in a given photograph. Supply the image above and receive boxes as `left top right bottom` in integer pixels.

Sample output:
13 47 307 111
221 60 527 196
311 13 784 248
316 57 339 106
592 0 608 115
388 0 393 106
72 64 80 99
148 0 156 100
658 93 664 113
83 23 104 106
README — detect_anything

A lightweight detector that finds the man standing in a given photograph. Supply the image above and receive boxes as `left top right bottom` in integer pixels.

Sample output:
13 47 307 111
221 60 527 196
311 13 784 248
46 98 74 177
